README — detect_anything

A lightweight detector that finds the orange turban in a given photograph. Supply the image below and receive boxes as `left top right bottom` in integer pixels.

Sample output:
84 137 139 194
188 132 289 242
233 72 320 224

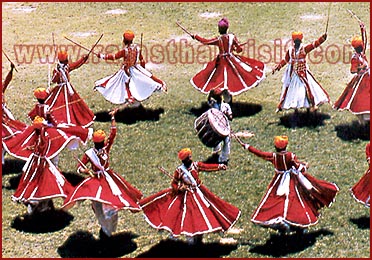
351 36 363 48
93 130 106 143
274 135 289 149
178 148 192 161
292 31 303 41
57 50 68 62
33 87 48 100
33 116 45 128
123 30 135 41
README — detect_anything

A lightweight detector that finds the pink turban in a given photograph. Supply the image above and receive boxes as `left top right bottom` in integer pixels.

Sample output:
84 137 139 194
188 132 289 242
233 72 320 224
218 18 229 30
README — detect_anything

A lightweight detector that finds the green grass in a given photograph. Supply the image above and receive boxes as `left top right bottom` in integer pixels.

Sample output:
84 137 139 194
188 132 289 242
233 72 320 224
2 2 370 258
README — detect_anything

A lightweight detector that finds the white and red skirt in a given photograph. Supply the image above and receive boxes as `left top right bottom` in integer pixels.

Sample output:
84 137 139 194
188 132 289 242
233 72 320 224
251 170 339 231
46 83 95 128
95 65 164 104
3 125 91 161
333 70 370 117
190 54 265 95
140 185 241 237
62 169 142 212
350 168 370 208
12 155 73 203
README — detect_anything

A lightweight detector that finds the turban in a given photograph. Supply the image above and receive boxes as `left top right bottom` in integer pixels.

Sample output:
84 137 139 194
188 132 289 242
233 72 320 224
178 148 192 161
93 130 106 143
218 18 229 30
274 135 289 149
123 30 135 41
33 87 48 100
57 50 68 62
33 116 45 129
292 31 303 41
351 36 363 48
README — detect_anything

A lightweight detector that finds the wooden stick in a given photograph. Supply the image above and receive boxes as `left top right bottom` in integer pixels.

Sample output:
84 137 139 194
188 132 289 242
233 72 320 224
176 21 193 37
2 50 18 72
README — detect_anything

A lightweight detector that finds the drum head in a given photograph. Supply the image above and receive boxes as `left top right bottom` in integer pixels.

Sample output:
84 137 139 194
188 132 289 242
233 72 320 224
207 108 230 137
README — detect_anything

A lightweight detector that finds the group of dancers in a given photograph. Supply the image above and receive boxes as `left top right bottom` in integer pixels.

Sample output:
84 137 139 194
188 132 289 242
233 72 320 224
2 15 370 246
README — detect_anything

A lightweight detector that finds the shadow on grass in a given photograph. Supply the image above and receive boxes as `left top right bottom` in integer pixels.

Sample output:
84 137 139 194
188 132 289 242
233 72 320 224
11 209 74 233
2 158 25 175
278 111 331 129
2 173 22 190
136 238 238 258
350 215 370 229
247 229 334 257
57 230 138 258
189 101 262 118
335 121 370 141
62 171 86 187
94 105 164 125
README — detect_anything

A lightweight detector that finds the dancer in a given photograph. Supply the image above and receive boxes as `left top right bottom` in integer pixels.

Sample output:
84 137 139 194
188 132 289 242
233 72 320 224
350 142 370 207
46 50 95 127
62 111 142 238
10 117 75 215
240 135 339 234
95 30 166 106
333 21 370 124
207 88 232 165
140 148 241 245
189 18 265 96
272 32 330 113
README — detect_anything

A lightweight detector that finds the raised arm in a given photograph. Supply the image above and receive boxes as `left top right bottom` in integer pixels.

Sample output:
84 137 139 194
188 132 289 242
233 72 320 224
304 33 327 53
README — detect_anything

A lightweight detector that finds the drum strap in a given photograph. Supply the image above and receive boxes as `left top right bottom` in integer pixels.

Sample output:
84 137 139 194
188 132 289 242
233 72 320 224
179 165 210 207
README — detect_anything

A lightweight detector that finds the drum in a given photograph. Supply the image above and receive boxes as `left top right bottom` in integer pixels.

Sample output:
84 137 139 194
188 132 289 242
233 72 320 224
194 108 230 148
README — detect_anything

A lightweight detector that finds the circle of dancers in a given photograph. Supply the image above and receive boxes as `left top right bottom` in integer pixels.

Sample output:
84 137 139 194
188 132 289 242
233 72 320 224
2 12 369 247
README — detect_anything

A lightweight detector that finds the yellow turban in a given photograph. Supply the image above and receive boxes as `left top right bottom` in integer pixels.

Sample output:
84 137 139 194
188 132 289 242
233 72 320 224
274 135 289 149
178 148 192 160
93 130 106 143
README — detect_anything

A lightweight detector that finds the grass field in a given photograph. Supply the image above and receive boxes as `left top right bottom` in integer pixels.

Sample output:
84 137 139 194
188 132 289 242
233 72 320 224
2 2 370 258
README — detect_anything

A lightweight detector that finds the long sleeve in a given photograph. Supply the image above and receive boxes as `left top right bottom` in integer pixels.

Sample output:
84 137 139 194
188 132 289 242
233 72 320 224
194 35 219 46
304 35 326 54
247 145 275 163
69 55 88 71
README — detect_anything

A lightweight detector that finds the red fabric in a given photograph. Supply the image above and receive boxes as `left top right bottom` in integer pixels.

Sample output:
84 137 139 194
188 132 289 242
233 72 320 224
247 146 339 230
48 56 94 127
191 34 265 95
3 124 90 160
12 155 73 202
333 53 370 115
62 126 142 211
139 161 241 236
2 113 27 140
350 143 370 207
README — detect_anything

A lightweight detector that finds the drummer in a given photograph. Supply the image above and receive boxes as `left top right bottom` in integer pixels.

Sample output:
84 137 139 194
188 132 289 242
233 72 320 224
207 88 232 165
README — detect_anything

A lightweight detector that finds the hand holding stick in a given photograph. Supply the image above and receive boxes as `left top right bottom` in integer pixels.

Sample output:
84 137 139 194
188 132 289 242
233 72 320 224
74 155 95 178
2 50 18 72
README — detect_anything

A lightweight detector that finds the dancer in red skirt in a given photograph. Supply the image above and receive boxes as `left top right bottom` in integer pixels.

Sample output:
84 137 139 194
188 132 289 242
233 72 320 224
273 32 330 113
190 18 265 96
333 22 370 124
2 62 27 163
46 50 95 127
350 142 370 207
140 148 241 245
240 136 339 234
95 30 166 106
62 111 142 238
11 117 75 215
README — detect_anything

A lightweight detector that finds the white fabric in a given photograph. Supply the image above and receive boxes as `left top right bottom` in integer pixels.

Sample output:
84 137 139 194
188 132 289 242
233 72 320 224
279 49 329 109
85 148 122 196
92 201 118 237
95 65 163 104
179 165 210 207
